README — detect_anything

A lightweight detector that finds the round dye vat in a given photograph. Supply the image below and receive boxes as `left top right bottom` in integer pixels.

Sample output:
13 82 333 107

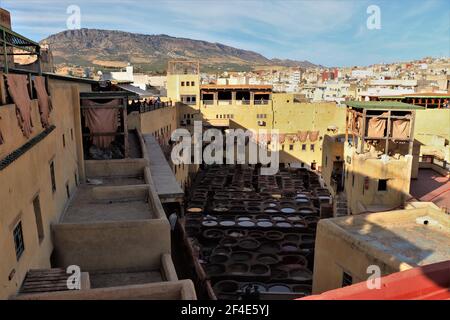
271 269 288 279
264 208 279 213
265 202 278 208
210 254 229 264
295 197 309 204
256 220 273 228
214 280 239 293
267 284 291 293
220 238 238 247
248 231 265 239
213 246 231 255
238 239 260 250
259 242 280 253
265 231 284 241
250 264 270 275
219 220 236 227
238 220 256 227
241 283 267 293
226 230 246 238
299 208 314 215
256 253 279 265
282 243 298 252
203 229 224 239
230 251 252 262
281 207 296 214
275 222 292 228
237 216 251 221
202 220 218 227
287 216 302 222
205 264 226 275
228 263 249 274
187 207 203 213
213 207 229 212
247 207 260 213
272 216 286 222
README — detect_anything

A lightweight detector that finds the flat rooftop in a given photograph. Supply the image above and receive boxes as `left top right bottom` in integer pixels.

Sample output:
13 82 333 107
200 84 273 91
89 270 163 289
61 185 152 223
142 134 183 203
345 100 425 110
410 169 450 212
327 206 450 267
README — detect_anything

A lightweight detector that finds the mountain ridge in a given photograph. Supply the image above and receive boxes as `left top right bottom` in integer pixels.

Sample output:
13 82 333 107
41 28 322 73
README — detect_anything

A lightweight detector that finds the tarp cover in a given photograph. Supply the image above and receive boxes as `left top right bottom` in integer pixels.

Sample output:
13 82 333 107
6 74 33 138
297 131 308 142
392 118 411 140
83 99 119 149
33 76 52 128
367 115 386 138
308 130 319 142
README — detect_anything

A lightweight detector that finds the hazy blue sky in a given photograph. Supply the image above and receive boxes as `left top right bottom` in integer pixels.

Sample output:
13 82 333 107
1 0 449 66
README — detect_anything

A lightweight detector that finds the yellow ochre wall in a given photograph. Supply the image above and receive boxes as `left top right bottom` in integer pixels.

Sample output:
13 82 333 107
414 109 450 162
0 78 91 299
343 144 413 215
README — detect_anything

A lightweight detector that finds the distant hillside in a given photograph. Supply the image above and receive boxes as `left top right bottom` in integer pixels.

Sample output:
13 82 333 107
40 29 320 73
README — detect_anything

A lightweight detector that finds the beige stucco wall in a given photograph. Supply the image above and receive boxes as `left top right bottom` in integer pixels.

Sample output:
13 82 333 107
52 219 170 271
321 134 345 196
0 77 91 299
312 219 404 294
312 206 449 294
343 143 413 214
414 109 450 162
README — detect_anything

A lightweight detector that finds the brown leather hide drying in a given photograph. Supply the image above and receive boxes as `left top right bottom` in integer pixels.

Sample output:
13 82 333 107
83 99 119 149
278 134 286 144
308 130 319 142
33 76 52 128
6 74 33 138
367 115 387 138
297 131 308 142
392 119 411 139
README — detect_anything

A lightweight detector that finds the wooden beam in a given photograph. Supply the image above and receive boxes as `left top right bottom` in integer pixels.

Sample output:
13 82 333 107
385 110 391 155
123 97 129 158
408 110 416 155
360 109 367 154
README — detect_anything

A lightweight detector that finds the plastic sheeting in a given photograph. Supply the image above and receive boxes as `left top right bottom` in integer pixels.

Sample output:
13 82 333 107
392 119 411 140
5 74 33 138
83 99 119 149
308 130 319 142
33 76 52 128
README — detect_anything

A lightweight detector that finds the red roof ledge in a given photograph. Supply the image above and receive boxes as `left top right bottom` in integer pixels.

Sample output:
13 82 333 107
299 260 450 300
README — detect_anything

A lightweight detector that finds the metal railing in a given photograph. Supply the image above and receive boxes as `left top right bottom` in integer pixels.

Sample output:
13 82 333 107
0 25 41 74
138 101 173 113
